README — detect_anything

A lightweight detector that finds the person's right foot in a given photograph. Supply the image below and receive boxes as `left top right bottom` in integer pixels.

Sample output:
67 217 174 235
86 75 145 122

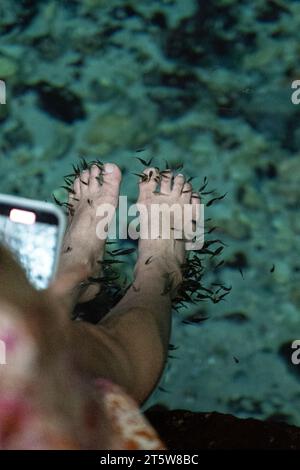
135 168 200 297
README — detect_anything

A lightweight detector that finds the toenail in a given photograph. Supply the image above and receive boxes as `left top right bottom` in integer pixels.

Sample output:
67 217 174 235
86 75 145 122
104 163 115 174
178 174 184 177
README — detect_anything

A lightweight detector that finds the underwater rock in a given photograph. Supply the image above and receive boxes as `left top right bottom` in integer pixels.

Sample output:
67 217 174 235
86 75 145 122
83 104 154 155
276 157 300 207
34 81 86 124
145 407 300 449
217 212 252 240
0 55 18 79
237 184 262 210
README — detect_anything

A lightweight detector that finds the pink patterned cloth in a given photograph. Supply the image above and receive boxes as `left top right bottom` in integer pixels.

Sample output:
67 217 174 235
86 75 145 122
0 314 165 450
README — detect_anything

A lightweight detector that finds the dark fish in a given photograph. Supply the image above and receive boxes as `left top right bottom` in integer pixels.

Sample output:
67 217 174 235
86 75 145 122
135 156 153 166
158 387 170 394
201 190 216 195
211 246 224 258
199 176 208 192
72 164 80 175
97 259 125 265
108 248 136 256
52 194 62 206
173 163 184 171
270 264 275 273
206 192 227 207
80 157 89 170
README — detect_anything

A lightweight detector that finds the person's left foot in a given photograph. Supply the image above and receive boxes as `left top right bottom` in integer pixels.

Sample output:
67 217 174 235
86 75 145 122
55 163 122 304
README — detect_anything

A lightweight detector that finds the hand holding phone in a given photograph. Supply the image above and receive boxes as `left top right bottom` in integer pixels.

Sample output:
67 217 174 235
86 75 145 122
0 194 66 289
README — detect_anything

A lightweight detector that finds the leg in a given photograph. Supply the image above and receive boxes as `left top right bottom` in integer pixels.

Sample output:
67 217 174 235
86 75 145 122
50 162 122 310
69 168 200 404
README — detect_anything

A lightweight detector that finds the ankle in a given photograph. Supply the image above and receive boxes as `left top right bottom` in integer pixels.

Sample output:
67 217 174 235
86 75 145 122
134 254 183 297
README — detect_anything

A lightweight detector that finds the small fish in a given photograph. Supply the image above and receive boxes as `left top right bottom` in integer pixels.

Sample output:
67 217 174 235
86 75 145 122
52 194 62 206
212 283 232 292
80 157 90 170
239 267 244 279
233 356 239 364
173 163 184 171
201 189 216 195
199 177 208 192
211 246 224 258
206 226 218 234
109 248 136 256
135 156 153 166
132 172 148 182
160 170 171 177
206 192 227 207
218 291 230 301
270 264 275 273
135 147 146 153
72 164 80 176
158 386 170 394
184 315 209 324
96 174 104 185
215 259 225 269
97 259 125 265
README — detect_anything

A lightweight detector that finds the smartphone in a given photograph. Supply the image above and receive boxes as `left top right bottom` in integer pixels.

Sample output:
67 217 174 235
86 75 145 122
0 194 66 290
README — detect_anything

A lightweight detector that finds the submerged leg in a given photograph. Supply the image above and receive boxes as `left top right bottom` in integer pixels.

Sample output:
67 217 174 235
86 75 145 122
51 163 122 309
70 168 200 404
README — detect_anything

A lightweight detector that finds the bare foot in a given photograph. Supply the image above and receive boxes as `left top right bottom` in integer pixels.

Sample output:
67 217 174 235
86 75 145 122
55 163 121 304
135 167 200 297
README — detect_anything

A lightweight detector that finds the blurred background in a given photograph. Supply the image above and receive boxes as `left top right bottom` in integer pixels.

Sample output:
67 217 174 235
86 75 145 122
0 0 300 425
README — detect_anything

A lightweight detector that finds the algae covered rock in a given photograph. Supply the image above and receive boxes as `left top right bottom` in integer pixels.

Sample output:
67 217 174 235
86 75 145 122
0 55 18 79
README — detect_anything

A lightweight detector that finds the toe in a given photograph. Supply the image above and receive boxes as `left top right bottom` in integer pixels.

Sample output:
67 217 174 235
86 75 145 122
181 182 192 202
68 177 81 209
73 177 81 197
160 169 172 195
172 174 185 196
139 167 160 196
102 163 122 198
80 170 90 191
89 164 102 191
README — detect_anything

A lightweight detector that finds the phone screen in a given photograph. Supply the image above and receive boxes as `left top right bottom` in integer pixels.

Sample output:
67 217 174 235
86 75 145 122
0 203 62 290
